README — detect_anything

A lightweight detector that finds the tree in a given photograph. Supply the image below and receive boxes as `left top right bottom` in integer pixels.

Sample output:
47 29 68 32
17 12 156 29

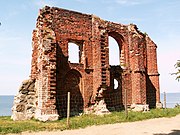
172 60 180 81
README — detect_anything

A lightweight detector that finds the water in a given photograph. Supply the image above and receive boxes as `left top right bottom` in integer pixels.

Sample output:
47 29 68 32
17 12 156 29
0 93 179 116
0 95 14 116
160 93 180 108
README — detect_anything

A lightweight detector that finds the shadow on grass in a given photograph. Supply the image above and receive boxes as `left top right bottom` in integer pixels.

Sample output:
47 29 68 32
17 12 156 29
154 130 180 135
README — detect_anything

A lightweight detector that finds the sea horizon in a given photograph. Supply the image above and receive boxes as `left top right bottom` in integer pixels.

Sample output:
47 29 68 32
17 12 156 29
0 93 180 116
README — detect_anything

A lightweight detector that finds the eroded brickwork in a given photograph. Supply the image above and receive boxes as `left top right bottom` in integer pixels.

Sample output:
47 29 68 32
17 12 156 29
15 6 160 121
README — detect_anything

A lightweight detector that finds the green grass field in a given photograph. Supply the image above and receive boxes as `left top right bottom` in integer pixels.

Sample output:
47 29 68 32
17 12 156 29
0 107 180 134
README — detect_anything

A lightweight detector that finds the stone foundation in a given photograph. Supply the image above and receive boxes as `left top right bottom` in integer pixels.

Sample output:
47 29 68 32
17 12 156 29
131 104 150 112
34 114 59 122
156 102 163 109
11 79 37 120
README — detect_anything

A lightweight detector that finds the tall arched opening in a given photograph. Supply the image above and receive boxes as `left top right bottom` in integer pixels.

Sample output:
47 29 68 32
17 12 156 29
57 69 84 117
108 36 120 66
104 32 124 111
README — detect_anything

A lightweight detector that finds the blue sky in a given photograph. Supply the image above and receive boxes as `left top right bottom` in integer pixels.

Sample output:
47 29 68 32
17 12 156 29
0 0 180 95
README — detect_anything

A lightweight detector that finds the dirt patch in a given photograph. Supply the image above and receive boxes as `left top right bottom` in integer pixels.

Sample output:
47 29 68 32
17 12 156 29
8 115 180 135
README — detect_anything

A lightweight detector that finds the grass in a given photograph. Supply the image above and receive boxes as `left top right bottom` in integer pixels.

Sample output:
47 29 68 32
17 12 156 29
0 107 180 134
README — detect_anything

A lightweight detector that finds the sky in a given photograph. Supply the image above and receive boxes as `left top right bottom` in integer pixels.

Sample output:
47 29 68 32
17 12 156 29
0 0 180 95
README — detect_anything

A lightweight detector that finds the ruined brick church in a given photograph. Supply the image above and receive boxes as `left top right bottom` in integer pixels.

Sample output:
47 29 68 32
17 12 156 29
12 6 161 121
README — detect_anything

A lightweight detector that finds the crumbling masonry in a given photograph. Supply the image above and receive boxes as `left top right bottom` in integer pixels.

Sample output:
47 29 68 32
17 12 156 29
12 6 161 121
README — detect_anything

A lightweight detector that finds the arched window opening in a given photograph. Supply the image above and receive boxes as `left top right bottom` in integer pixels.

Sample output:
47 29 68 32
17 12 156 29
62 69 83 116
114 78 119 90
108 36 120 66
68 42 80 63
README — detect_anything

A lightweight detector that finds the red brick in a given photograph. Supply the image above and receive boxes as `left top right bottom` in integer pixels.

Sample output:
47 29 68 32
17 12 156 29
30 6 160 117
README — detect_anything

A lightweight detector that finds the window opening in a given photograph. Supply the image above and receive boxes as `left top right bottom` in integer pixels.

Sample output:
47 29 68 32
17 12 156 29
114 78 119 89
68 42 80 63
109 36 120 65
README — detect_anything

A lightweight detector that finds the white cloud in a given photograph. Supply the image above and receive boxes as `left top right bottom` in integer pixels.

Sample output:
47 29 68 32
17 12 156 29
7 11 19 18
118 18 143 23
100 0 140 5
0 37 22 41
74 0 87 3
158 50 180 93
157 34 180 93
33 0 56 8
115 0 152 6
2 10 19 21
115 0 139 5
0 37 22 50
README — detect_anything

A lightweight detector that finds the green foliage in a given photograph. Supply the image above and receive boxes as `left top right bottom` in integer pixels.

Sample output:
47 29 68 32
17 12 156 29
0 108 180 134
172 60 180 81
144 32 148 36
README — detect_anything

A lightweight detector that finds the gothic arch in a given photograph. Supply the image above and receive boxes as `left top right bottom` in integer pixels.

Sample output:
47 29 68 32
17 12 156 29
105 32 125 110
58 69 84 116
108 32 124 49
108 32 126 68
108 36 120 66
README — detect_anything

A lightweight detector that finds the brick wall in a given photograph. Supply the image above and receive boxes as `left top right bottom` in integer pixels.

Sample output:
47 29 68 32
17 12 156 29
30 6 160 120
